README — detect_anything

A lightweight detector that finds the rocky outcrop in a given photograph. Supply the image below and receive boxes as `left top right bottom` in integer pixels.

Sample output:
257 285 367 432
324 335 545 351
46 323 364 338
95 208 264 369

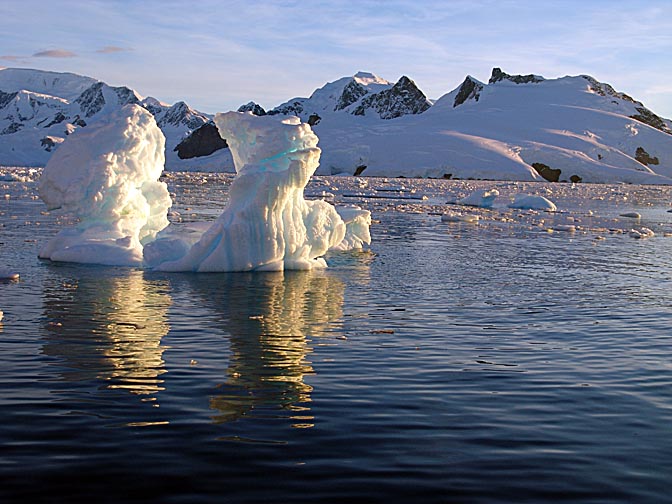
583 76 636 103
635 146 660 166
0 90 18 109
237 101 267 116
335 81 368 111
41 111 67 128
173 121 228 160
453 76 483 107
307 113 321 126
1 122 23 135
532 162 561 182
352 76 431 119
630 107 671 135
75 82 140 117
489 68 544 85
157 101 208 130
268 100 305 116
40 136 60 152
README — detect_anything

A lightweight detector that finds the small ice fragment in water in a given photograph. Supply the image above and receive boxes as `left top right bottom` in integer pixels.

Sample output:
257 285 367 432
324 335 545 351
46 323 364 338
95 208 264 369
620 212 641 219
441 212 480 223
629 228 655 239
458 189 499 208
553 225 576 233
508 194 557 211
0 269 19 280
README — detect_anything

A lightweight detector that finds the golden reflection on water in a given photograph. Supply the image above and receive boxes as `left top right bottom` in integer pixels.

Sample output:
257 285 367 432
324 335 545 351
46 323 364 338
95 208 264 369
42 269 171 400
191 271 345 428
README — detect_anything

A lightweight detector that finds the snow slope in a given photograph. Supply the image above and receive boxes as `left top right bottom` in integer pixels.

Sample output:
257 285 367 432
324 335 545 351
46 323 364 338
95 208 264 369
306 70 672 183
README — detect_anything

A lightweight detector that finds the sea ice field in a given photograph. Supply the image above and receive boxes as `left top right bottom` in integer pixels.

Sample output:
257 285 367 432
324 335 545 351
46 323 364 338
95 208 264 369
2 166 672 502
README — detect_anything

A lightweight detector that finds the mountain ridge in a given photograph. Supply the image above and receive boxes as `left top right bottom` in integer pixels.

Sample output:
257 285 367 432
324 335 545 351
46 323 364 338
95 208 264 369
1 66 671 183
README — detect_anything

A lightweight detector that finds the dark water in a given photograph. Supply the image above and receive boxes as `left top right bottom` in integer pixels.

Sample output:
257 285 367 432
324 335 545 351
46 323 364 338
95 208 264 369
1 170 672 503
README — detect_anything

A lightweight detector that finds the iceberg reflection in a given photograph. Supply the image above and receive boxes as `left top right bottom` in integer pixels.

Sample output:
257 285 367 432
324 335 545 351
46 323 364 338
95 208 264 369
180 270 344 427
41 268 171 399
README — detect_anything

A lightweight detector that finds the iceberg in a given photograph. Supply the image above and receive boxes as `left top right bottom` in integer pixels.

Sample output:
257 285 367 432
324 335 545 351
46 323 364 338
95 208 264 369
148 112 370 272
38 104 172 266
508 194 557 211
458 189 499 208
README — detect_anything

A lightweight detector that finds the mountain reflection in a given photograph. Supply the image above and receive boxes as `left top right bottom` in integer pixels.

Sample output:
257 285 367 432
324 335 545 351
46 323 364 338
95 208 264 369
41 268 171 399
182 270 344 427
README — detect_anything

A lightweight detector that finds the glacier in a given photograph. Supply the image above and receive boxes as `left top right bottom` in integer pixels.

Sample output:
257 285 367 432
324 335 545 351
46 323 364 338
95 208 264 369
147 111 370 272
38 104 172 266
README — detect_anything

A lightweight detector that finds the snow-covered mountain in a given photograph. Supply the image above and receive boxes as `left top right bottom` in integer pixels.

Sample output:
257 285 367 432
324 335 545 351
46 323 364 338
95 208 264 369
0 67 232 170
269 68 671 183
224 68 672 183
262 71 432 122
2 66 672 183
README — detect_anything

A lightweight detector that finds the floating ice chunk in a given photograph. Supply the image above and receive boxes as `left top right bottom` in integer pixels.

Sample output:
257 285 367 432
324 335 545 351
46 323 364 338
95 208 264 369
38 104 171 266
0 269 19 280
332 205 372 250
441 212 480 223
152 112 366 272
552 225 576 233
620 212 641 219
509 194 557 211
0 310 3 322
629 227 655 239
458 189 499 208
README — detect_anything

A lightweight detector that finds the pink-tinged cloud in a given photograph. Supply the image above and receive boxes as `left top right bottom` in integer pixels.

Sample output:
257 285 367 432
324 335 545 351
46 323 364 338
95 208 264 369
96 46 130 54
33 49 77 58
0 55 24 62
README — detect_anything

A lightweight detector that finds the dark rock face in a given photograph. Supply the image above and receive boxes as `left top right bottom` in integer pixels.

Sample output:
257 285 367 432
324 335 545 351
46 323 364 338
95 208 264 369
1 122 23 135
532 162 561 182
0 90 18 109
352 76 431 119
630 107 672 135
75 82 106 117
237 102 267 116
158 101 207 130
71 115 86 127
453 76 483 107
569 174 582 183
173 121 228 159
489 68 544 85
353 165 367 176
75 82 139 118
583 76 636 103
42 112 67 128
113 86 140 106
141 100 164 116
335 81 368 111
268 100 305 116
307 113 321 126
40 136 56 151
635 146 660 166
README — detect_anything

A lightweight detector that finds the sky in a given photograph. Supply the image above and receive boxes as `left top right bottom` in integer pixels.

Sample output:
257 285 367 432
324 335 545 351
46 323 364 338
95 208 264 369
2 0 672 118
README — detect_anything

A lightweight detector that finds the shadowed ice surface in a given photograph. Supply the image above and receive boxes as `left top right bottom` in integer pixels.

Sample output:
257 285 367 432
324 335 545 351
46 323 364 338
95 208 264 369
1 168 672 503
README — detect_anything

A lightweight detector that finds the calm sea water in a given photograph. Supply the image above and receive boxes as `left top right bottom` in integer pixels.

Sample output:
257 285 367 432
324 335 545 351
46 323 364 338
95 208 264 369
1 169 672 503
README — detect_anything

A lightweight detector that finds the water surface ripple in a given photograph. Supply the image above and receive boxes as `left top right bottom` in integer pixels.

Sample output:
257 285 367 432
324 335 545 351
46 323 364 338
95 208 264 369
1 169 671 503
